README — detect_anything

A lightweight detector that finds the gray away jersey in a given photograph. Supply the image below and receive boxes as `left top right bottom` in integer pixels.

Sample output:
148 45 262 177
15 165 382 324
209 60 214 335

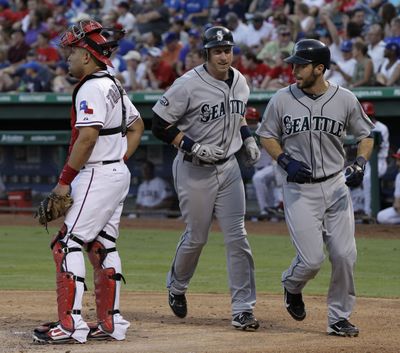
153 64 250 158
256 83 374 178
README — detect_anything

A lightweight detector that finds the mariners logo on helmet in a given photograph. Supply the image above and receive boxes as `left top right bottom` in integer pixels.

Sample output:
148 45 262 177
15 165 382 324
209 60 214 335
203 26 235 49
217 30 223 41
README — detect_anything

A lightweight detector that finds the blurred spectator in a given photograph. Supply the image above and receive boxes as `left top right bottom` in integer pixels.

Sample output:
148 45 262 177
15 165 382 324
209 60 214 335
144 47 176 89
136 0 170 36
257 25 295 67
350 41 375 87
161 31 183 70
360 101 389 217
22 9 47 46
16 61 51 92
215 0 246 21
224 12 250 47
245 12 274 52
239 51 271 89
378 3 397 38
183 48 203 72
0 49 9 69
376 42 400 86
246 106 283 221
377 149 400 225
318 9 341 62
385 16 400 46
0 0 27 30
116 1 136 37
141 31 163 52
348 6 368 37
113 23 135 56
295 3 315 35
366 23 386 74
169 15 189 45
260 51 295 89
134 161 175 218
7 29 31 65
231 45 242 69
247 0 273 19
165 0 181 17
176 28 202 76
35 32 60 68
122 50 147 91
325 40 356 87
180 0 209 26
51 61 75 93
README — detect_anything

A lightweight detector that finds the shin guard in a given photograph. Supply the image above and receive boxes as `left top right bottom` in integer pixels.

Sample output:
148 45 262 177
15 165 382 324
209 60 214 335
51 227 84 333
87 238 123 333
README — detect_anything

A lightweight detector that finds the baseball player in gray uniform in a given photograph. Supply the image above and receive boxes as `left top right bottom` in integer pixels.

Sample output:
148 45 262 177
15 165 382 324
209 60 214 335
256 39 374 336
152 26 260 330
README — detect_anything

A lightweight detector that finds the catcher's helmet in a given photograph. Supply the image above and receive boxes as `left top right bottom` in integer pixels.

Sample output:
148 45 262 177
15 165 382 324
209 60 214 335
361 101 375 116
60 20 123 67
245 106 260 123
285 39 331 69
203 26 235 49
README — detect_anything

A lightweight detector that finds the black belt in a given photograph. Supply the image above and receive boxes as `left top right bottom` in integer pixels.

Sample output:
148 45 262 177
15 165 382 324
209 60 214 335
183 154 230 165
302 171 341 184
82 160 120 169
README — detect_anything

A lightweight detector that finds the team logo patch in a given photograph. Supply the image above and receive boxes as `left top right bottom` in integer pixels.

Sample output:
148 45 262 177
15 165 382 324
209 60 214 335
79 100 94 114
216 30 223 41
159 96 169 106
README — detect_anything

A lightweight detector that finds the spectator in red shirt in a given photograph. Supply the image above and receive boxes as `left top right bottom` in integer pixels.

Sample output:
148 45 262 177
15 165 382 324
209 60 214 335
36 32 60 68
260 50 295 89
144 47 176 89
239 51 271 90
7 29 31 65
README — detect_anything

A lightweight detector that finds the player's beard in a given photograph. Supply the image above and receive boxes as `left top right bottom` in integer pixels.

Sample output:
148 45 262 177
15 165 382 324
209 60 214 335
296 71 318 89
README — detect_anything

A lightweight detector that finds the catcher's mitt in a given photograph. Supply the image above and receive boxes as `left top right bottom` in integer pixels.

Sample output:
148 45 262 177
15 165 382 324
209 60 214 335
35 192 73 229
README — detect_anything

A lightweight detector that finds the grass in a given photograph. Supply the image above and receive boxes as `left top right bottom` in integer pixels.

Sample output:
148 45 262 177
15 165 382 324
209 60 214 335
0 226 399 298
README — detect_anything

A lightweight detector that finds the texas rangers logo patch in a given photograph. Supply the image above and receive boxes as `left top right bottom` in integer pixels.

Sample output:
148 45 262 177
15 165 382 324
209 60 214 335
79 100 94 114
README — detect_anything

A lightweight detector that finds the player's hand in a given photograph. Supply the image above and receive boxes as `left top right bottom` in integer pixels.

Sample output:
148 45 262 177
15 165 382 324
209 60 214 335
192 143 224 163
345 157 366 187
278 153 312 184
243 137 261 165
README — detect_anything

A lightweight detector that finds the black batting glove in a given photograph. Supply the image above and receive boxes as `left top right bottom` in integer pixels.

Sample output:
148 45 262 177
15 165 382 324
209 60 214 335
345 156 367 187
278 153 312 184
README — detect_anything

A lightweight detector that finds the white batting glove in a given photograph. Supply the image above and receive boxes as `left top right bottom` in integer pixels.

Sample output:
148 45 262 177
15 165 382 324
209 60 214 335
192 143 225 163
244 137 260 165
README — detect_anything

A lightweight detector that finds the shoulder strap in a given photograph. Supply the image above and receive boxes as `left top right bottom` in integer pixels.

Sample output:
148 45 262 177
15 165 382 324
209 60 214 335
72 72 127 137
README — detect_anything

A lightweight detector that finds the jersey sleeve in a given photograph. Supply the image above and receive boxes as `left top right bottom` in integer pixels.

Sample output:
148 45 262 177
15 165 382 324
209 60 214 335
256 94 282 140
75 82 107 129
124 94 141 128
346 94 374 140
152 78 189 124
394 173 400 198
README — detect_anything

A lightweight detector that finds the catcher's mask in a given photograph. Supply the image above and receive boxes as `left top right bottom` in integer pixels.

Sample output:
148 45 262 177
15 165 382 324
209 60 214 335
60 20 125 67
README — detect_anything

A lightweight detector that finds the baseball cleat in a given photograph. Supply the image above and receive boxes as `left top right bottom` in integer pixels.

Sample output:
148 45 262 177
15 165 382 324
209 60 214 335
284 288 306 321
87 324 116 341
231 312 260 331
32 326 79 344
168 291 187 318
328 319 359 337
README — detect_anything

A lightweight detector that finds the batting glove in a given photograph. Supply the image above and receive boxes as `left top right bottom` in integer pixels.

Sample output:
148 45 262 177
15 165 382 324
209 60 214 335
345 156 366 187
278 153 312 184
192 143 225 163
244 137 261 165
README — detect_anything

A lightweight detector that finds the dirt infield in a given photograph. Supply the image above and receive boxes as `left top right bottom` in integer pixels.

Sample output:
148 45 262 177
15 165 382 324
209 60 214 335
0 215 399 353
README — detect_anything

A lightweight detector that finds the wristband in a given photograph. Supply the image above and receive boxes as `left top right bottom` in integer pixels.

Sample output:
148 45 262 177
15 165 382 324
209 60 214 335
355 156 367 170
240 125 252 141
59 164 79 185
179 135 196 153
277 153 291 170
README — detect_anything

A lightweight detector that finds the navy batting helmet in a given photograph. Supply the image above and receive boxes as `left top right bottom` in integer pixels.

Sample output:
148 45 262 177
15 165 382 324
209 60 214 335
285 39 331 69
203 26 234 49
